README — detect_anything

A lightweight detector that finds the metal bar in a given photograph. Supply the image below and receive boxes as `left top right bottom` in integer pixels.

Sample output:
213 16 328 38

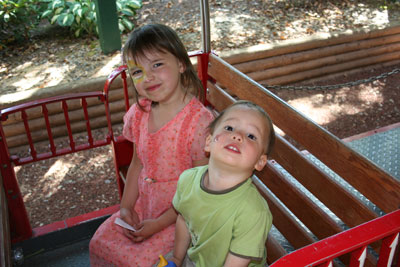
82 98 93 146
42 104 56 155
121 70 130 111
21 110 36 160
62 100 75 151
377 233 399 267
199 0 211 53
0 124 32 242
349 246 367 267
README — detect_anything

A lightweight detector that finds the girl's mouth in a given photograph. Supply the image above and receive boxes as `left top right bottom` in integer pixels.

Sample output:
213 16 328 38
146 84 160 91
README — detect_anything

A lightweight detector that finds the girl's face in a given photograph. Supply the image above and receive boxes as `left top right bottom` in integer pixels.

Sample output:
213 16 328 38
126 49 185 104
205 106 268 172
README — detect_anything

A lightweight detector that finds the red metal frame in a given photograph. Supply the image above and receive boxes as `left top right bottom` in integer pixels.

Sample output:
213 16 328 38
270 209 400 267
0 91 112 242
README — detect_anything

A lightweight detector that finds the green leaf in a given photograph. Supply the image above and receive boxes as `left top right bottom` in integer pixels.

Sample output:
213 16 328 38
50 14 59 24
75 28 81 37
54 7 64 15
118 21 125 33
51 0 64 10
57 13 73 26
121 17 134 31
4 13 10 22
128 0 142 9
71 3 82 15
121 8 134 17
41 9 52 18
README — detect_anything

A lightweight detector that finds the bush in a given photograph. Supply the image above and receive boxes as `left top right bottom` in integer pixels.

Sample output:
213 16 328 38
40 0 142 37
0 0 45 49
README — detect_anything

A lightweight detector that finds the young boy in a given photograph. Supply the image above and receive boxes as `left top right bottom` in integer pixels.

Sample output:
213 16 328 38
170 100 275 267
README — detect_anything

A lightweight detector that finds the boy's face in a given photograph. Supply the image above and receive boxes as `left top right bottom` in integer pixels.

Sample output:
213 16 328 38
205 106 269 172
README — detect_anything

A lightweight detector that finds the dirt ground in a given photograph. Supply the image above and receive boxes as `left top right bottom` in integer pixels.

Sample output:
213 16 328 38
1 0 400 228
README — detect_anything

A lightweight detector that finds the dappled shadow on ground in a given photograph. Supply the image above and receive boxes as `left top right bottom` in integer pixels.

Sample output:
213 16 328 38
268 64 400 140
11 127 121 228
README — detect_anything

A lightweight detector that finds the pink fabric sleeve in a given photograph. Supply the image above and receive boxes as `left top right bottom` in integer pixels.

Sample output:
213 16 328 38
122 104 140 143
189 108 215 161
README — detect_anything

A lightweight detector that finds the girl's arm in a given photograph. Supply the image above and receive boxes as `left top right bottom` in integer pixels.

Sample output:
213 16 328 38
171 214 191 266
120 143 142 239
131 157 208 242
223 253 251 267
131 207 177 242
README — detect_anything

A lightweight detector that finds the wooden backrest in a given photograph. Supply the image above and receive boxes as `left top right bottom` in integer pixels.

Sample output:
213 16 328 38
206 53 400 264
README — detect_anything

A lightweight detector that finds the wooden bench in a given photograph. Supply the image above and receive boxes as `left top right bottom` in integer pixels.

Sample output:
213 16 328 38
206 53 400 265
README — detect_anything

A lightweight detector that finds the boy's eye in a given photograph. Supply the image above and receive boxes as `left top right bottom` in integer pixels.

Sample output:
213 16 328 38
247 134 257 140
224 125 233 131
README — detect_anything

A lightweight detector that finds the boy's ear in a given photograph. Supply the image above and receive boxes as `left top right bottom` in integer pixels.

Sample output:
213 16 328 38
254 155 268 171
204 134 212 153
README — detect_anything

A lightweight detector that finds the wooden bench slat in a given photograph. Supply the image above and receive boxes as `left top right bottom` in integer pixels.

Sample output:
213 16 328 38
254 177 315 249
272 135 378 227
259 163 343 240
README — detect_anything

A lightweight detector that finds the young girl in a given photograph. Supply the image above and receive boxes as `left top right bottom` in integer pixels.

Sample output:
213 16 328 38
89 24 214 266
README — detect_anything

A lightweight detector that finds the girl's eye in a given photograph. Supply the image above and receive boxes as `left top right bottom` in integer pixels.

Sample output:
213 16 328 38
247 134 257 140
224 126 234 131
131 70 142 77
153 62 163 68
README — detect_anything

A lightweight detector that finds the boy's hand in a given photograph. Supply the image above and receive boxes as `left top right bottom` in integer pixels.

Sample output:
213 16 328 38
131 219 160 242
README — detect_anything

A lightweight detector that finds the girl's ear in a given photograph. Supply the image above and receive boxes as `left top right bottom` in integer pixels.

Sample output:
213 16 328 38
178 60 185 74
204 134 212 153
254 155 267 171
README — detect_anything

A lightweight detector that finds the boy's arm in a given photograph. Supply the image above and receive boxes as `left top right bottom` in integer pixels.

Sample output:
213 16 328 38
224 253 251 267
171 214 191 266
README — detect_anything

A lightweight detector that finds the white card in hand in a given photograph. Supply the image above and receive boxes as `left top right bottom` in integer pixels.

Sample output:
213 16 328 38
115 217 137 232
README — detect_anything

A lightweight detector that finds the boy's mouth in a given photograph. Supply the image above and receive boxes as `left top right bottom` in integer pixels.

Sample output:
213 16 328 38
225 144 240 154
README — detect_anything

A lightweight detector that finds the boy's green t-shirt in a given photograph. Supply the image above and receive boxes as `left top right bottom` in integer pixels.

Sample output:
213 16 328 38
173 165 273 267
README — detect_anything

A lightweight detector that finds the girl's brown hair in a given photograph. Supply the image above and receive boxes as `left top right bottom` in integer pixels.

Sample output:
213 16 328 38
122 24 204 107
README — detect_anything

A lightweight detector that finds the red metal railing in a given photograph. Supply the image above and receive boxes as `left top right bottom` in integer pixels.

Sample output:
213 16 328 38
270 209 400 267
0 91 112 242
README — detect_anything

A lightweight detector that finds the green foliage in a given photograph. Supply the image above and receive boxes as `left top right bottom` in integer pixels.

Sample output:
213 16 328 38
41 0 142 37
116 0 141 33
0 0 45 49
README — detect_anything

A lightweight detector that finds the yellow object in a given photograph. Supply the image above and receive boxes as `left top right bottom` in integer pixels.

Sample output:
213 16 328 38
157 254 168 267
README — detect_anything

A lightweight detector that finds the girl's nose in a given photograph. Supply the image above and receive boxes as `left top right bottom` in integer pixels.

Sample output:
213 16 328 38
144 70 154 82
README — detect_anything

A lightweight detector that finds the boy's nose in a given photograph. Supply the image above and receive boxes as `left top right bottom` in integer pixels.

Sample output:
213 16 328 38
231 132 243 142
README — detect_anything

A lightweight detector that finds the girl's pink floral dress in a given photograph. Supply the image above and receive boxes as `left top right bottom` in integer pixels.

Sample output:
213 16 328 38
89 97 214 266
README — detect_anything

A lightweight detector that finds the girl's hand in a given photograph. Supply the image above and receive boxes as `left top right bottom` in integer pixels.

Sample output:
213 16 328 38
120 207 140 240
131 219 160 242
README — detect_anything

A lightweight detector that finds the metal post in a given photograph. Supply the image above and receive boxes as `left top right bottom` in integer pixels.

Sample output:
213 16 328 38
94 0 122 54
199 0 211 53
198 0 211 106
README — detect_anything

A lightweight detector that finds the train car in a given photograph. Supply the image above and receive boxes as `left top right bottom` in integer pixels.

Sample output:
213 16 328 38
1 0 399 266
